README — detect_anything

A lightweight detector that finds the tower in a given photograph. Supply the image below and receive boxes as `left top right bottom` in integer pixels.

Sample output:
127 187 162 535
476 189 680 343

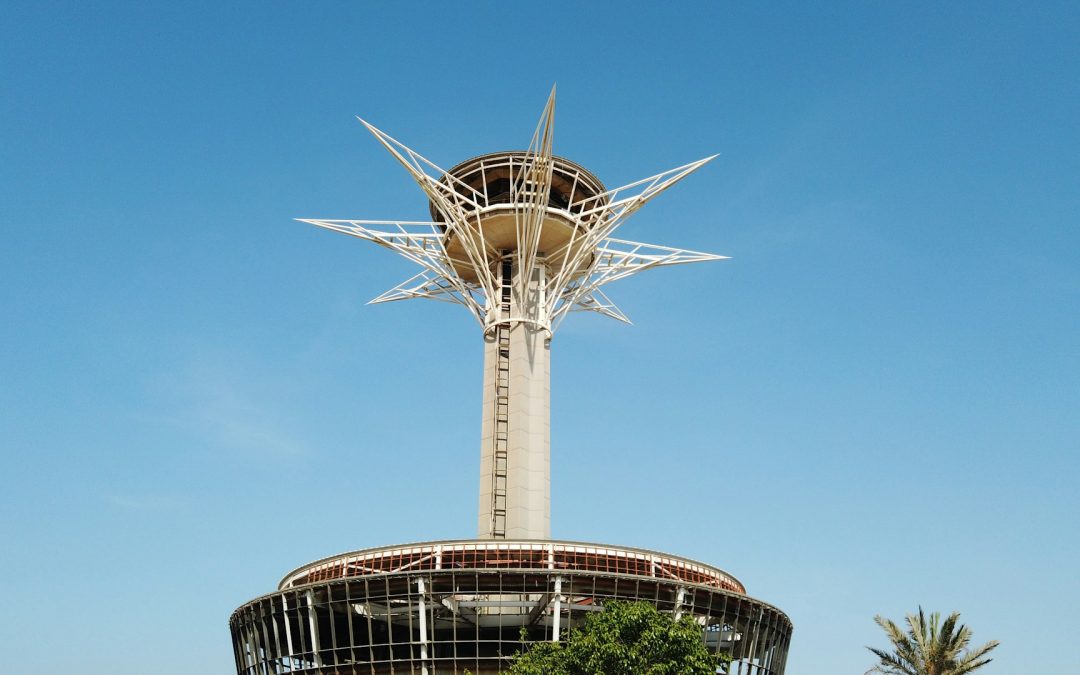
301 89 723 541
230 90 792 674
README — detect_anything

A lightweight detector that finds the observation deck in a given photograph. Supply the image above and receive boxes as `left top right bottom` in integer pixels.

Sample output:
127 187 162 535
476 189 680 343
427 152 609 282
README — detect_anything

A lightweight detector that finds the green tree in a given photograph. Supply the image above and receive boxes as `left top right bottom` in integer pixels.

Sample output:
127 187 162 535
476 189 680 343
508 600 731 675
866 607 999 675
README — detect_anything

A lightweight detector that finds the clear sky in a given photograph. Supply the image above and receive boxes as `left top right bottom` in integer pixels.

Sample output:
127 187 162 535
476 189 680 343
2 2 1077 673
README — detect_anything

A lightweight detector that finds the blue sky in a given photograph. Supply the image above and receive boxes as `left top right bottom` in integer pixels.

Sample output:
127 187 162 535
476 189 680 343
2 2 1078 673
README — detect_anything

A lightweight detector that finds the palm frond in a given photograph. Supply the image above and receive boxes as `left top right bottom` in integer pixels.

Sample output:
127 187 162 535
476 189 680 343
867 609 998 675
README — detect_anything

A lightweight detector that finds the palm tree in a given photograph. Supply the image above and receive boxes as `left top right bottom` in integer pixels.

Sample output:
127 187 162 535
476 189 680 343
866 607 999 675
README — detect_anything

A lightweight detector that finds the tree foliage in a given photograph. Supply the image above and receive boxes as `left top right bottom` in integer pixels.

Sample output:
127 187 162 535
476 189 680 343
866 607 999 675
508 600 731 675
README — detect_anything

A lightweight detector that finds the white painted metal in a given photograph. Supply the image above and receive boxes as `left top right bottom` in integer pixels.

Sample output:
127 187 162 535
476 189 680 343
478 259 551 539
417 577 430 675
302 88 726 540
305 589 322 668
280 592 294 666
298 90 726 335
551 575 564 642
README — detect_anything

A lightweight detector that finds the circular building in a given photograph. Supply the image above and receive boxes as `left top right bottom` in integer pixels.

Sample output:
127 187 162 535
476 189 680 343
230 540 792 674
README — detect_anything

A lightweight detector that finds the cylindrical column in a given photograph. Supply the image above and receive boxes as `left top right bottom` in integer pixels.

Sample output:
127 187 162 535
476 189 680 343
478 258 551 539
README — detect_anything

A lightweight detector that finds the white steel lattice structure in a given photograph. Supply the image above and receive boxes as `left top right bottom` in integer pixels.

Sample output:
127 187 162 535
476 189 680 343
301 88 727 540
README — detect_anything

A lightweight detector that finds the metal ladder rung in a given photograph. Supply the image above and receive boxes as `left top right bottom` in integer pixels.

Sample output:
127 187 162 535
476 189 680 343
489 258 516 538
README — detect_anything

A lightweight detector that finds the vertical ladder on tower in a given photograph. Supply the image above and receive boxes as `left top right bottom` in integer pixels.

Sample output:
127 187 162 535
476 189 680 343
490 258 513 539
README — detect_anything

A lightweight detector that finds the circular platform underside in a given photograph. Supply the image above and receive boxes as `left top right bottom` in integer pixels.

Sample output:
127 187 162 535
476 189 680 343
442 207 595 282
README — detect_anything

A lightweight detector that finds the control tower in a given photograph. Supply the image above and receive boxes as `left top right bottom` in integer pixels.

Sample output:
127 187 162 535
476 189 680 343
229 89 792 675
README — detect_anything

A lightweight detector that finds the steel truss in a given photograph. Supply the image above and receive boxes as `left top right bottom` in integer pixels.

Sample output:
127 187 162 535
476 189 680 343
299 87 728 335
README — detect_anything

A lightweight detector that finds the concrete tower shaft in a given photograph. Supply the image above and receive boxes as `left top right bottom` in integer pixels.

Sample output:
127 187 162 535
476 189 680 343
478 258 551 538
434 150 606 539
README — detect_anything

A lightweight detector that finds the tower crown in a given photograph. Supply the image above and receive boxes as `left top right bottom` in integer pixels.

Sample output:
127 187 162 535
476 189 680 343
299 87 725 335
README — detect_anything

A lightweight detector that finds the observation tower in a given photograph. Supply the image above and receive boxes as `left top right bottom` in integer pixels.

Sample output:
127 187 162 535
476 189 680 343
229 89 792 674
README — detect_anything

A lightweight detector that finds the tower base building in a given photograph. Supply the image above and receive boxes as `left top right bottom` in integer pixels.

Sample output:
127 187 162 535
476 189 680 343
230 540 791 674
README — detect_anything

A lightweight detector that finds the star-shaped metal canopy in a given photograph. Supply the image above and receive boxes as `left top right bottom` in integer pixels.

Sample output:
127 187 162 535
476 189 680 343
300 87 728 335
